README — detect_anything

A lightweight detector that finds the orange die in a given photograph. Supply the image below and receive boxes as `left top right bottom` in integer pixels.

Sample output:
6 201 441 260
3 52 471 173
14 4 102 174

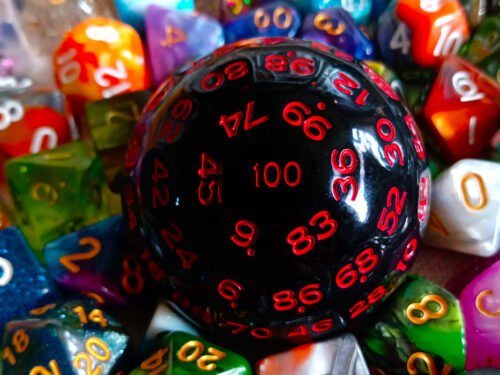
421 56 500 162
53 17 149 117
396 0 470 67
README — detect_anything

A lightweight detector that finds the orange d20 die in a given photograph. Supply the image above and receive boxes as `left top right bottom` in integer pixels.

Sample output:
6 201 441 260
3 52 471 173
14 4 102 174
53 17 150 118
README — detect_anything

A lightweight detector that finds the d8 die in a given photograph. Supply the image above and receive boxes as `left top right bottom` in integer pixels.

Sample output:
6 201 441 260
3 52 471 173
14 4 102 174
145 6 224 86
5 142 110 257
1 299 130 374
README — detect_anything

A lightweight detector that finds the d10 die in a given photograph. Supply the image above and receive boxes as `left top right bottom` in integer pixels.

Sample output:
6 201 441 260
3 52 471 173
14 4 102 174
420 56 500 162
358 275 466 374
0 227 58 334
1 299 131 374
130 331 252 375
5 142 111 257
43 215 151 306
424 159 500 257
258 334 370 374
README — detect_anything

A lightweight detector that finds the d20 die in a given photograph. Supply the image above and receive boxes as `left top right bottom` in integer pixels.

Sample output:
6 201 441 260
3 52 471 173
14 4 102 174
1 299 130 374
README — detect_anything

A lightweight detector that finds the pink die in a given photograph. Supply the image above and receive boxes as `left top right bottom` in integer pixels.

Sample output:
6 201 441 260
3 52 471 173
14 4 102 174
460 260 500 369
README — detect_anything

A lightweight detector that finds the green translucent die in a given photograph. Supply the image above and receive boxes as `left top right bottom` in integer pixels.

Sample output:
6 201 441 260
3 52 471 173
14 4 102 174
85 91 151 192
460 16 500 83
131 331 252 375
358 275 466 374
5 141 111 258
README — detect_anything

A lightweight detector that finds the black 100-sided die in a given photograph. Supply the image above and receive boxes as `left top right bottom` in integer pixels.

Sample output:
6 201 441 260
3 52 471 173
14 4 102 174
122 37 431 344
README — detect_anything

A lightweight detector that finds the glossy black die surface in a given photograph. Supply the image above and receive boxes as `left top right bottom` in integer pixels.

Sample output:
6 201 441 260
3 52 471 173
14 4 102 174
123 38 430 344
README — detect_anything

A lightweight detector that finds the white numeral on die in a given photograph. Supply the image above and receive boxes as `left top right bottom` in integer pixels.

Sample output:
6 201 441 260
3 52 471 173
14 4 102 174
433 23 463 57
94 60 131 98
0 100 24 130
30 127 58 154
452 71 485 102
0 256 13 287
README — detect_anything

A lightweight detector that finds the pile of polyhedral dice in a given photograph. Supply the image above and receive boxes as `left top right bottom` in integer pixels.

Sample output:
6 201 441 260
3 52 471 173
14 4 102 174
0 0 499 374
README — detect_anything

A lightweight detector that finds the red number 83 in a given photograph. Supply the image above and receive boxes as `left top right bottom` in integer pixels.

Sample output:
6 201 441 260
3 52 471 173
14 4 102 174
287 211 338 256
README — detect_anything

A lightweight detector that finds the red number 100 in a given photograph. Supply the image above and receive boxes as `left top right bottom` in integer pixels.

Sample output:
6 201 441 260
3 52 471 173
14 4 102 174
253 161 302 188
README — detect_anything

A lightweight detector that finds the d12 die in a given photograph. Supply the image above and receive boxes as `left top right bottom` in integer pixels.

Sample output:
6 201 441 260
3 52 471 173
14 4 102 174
224 2 301 44
85 90 151 192
257 334 370 374
0 227 58 334
1 299 131 374
300 9 375 60
43 215 146 306
5 142 111 257
145 6 224 86
0 90 72 157
53 17 149 124
130 331 252 374
358 275 466 374
424 159 500 257
420 56 500 162
396 0 470 67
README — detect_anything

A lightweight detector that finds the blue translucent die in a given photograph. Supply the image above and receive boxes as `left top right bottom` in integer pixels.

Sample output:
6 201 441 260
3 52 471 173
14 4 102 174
1 299 130 374
300 8 375 60
327 0 372 24
376 2 414 70
115 0 195 34
224 2 301 44
370 0 389 22
145 5 225 85
0 227 58 333
43 215 129 305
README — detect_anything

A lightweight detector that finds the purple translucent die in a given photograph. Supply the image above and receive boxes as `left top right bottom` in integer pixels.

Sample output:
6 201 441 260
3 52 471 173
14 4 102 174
145 5 224 85
299 8 374 60
460 260 500 370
